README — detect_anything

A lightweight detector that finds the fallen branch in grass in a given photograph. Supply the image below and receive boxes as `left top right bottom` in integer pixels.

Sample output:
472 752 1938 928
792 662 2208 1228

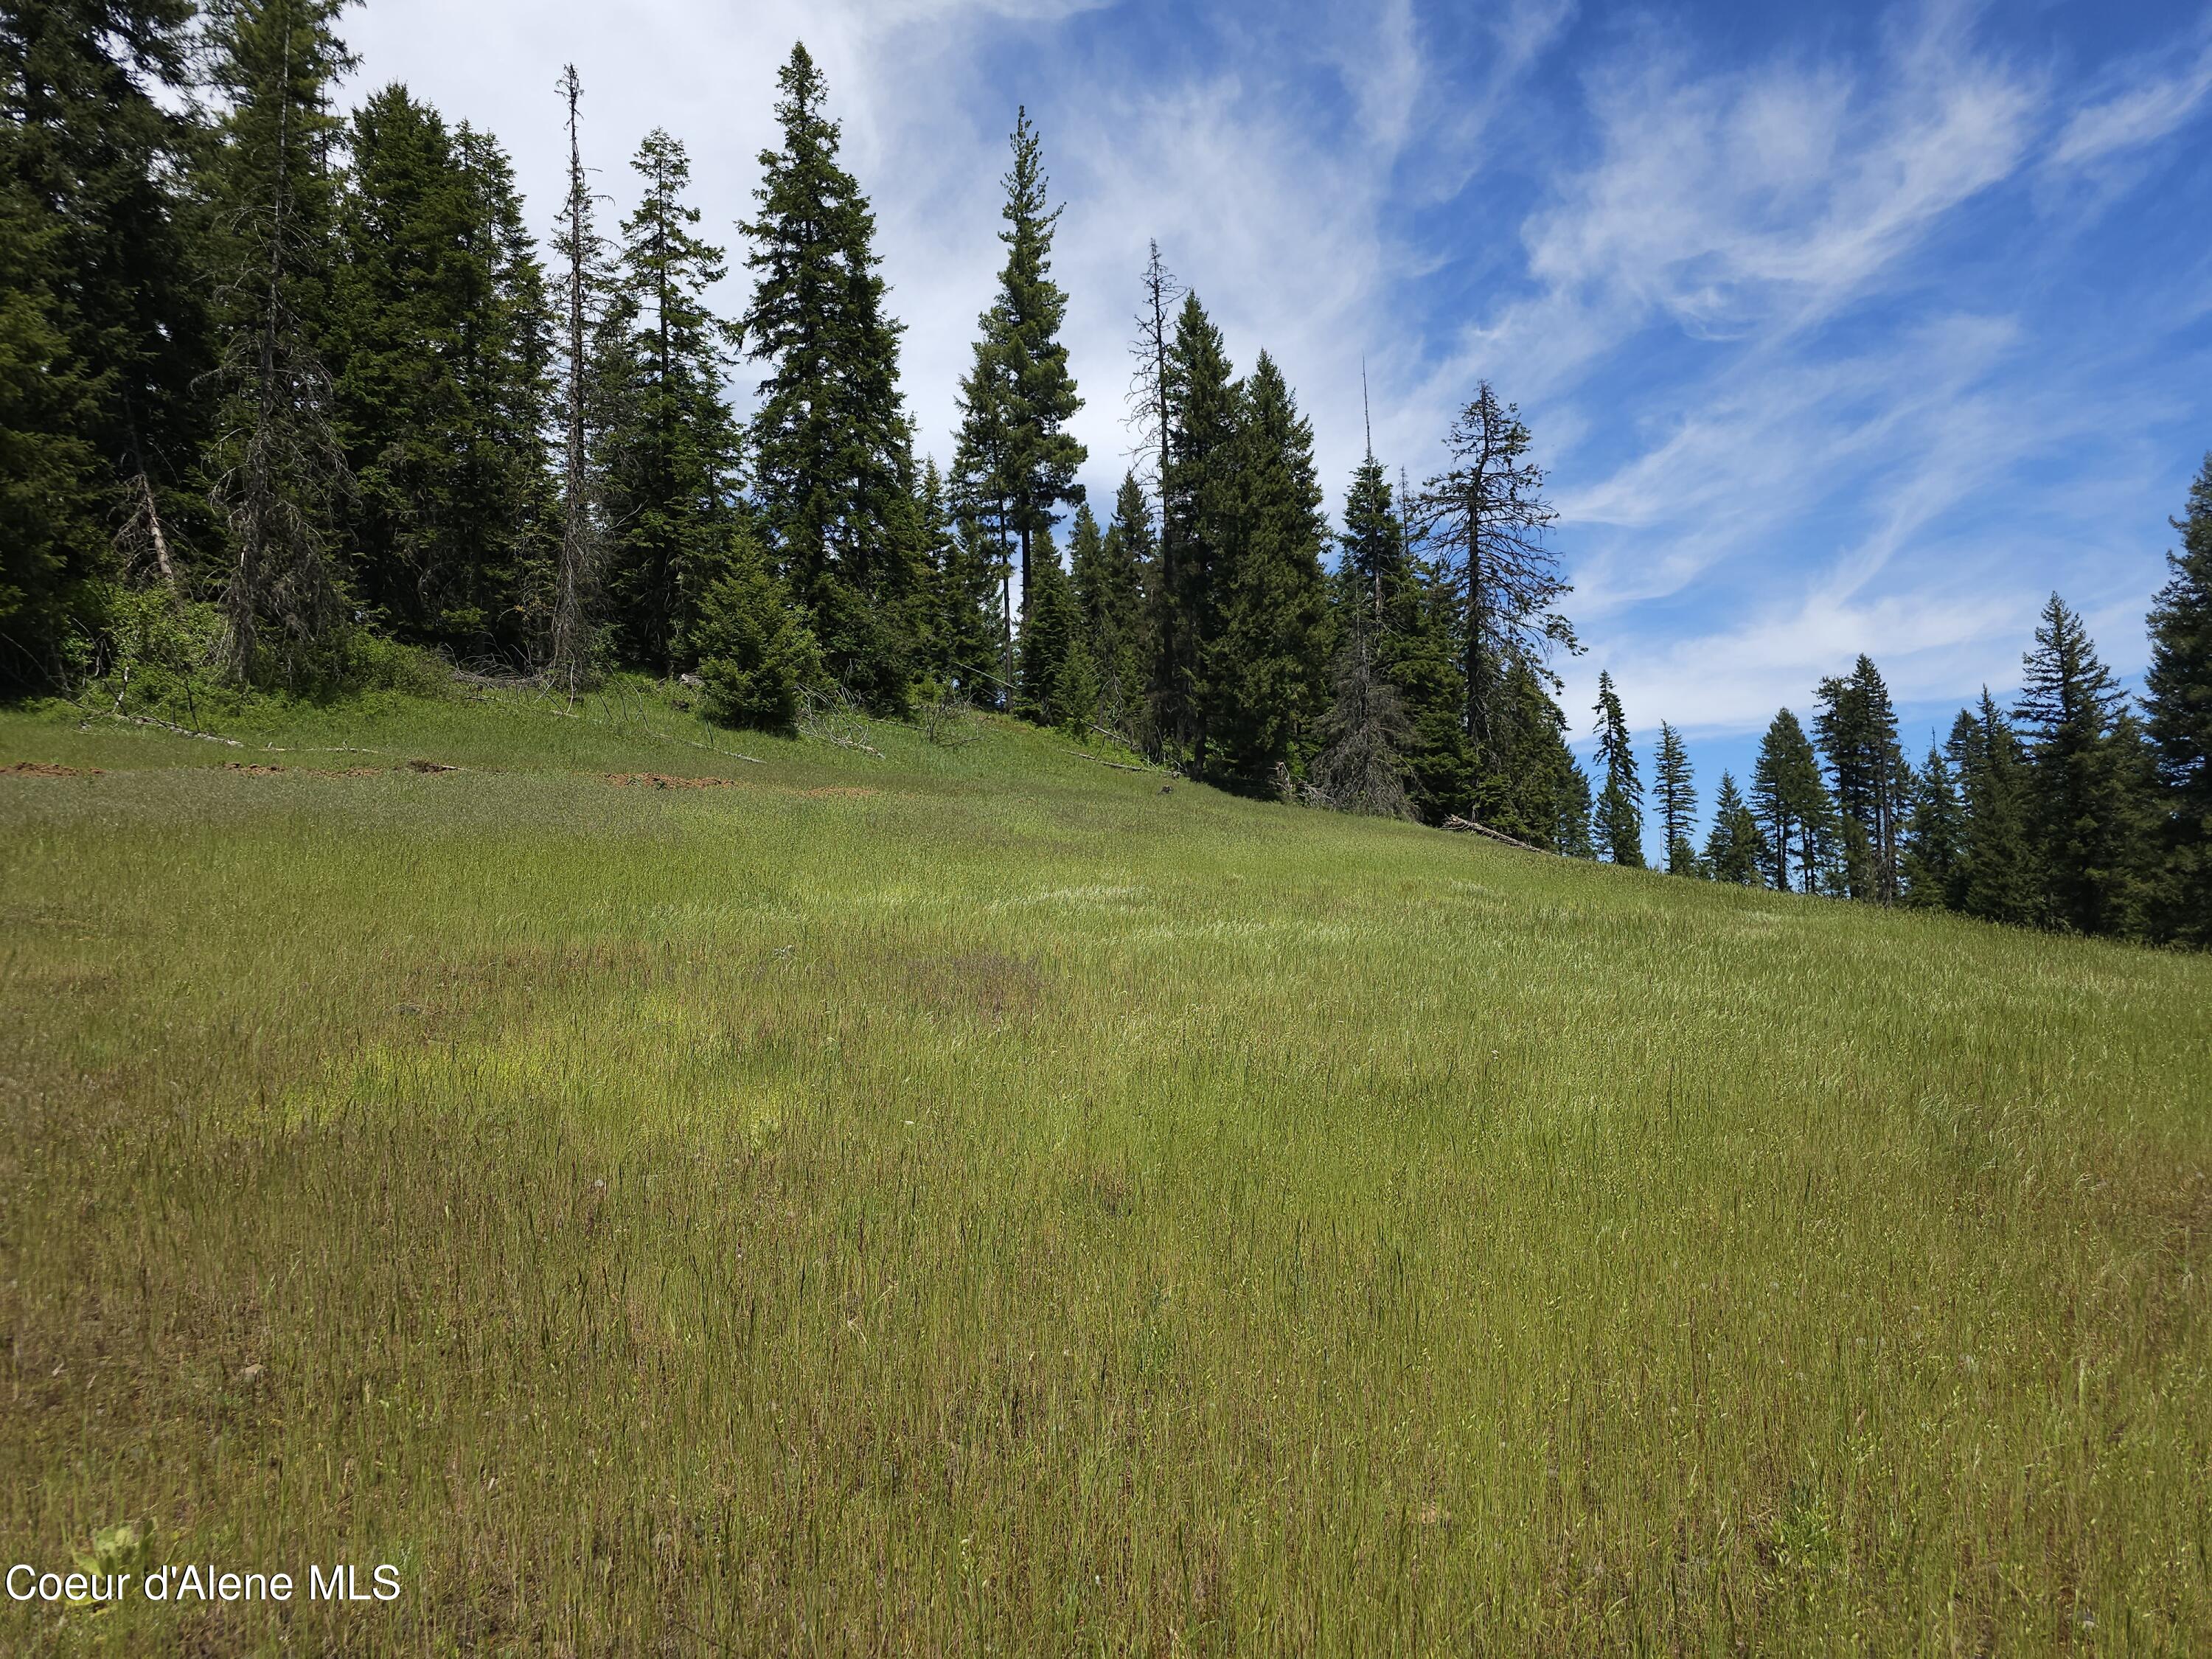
81 710 246 748
1441 814 1551 853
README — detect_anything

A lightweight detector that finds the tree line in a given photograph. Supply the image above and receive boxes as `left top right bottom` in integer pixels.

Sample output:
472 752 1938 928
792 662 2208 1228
4 1 2208 947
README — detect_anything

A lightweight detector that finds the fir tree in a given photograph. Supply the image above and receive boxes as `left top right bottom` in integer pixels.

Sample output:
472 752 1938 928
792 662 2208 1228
692 521 819 733
1654 721 1698 874
204 0 355 686
333 88 549 656
740 43 919 708
0 0 209 657
917 459 1003 706
2015 594 2133 936
596 129 740 674
1813 655 1907 902
1556 754 1595 859
1703 771 1766 885
1313 611 1413 819
1950 692 2039 927
1413 383 1577 815
0 171 99 679
1478 653 1584 850
1015 539 1077 726
1074 475 1151 741
1750 708 1832 893
959 108 1082 627
1899 740 1965 910
1591 670 1644 866
1151 292 1241 765
1211 350 1331 790
2144 453 2212 945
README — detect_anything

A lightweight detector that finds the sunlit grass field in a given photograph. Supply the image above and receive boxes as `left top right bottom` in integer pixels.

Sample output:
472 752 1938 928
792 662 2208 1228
4 685 2209 1655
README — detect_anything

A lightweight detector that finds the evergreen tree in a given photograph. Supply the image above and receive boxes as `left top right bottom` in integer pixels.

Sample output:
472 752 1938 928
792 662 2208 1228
740 43 919 708
1313 611 1413 819
1899 739 1965 911
1813 655 1907 902
1479 653 1583 850
917 459 1003 705
2144 453 2212 945
964 108 1082 627
596 129 740 673
1073 475 1151 741
0 171 99 678
1151 292 1241 765
332 89 549 658
1750 708 1832 892
2014 594 2134 936
204 0 355 685
1015 539 1077 725
1949 692 2039 927
0 0 209 670
1703 771 1766 885
1413 383 1577 815
1654 720 1698 874
1556 753 1595 859
692 521 819 733
1591 670 1644 866
452 123 557 669
1211 350 1331 790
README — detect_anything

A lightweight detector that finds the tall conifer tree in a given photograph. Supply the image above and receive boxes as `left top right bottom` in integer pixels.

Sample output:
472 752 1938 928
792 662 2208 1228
1814 655 1907 902
1750 709 1832 893
1151 292 1240 765
0 0 208 661
597 129 739 673
1211 350 1331 790
740 43 919 708
1073 476 1151 740
1950 692 2039 927
1704 771 1765 885
1592 671 1644 866
2144 454 2212 945
1899 740 1966 910
1654 721 1697 874
2015 594 2134 936
205 0 355 685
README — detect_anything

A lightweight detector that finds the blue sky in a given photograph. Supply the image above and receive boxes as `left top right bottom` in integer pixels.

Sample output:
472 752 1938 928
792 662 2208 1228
344 0 2212 841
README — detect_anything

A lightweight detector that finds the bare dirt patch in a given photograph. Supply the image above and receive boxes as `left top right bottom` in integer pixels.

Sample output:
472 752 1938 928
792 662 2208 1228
4 761 100 778
607 771 742 790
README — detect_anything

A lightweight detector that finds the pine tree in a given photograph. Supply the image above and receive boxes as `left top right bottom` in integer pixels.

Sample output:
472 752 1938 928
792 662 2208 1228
2014 594 2135 936
1073 474 1151 741
1591 670 1644 866
0 0 209 663
740 43 919 709
1557 754 1595 859
1750 709 1832 892
916 459 1002 705
1654 721 1698 874
2144 453 2212 946
1211 350 1331 790
204 0 355 686
1950 692 2039 927
1703 771 1766 885
548 63 603 692
692 520 819 733
1813 655 1907 902
596 129 740 674
1151 292 1241 765
1413 383 1577 815
1899 740 1965 910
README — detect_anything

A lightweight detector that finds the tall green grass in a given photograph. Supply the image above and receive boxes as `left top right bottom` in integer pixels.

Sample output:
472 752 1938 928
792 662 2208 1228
3 688 2208 1653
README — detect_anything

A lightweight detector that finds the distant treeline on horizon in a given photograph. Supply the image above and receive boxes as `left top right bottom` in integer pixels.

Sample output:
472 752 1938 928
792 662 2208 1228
4 1 2208 949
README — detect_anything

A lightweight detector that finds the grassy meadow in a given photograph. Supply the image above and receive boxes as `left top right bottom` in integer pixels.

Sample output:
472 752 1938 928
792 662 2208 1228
3 684 2210 1654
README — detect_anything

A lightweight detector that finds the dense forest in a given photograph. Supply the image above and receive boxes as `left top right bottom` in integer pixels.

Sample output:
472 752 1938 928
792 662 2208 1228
4 0 2208 948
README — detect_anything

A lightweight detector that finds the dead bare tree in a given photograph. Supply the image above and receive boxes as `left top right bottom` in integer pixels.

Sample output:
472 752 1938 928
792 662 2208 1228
549 63 602 697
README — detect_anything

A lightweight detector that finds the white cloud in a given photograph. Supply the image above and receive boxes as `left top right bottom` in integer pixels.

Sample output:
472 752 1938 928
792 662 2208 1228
2052 32 2212 168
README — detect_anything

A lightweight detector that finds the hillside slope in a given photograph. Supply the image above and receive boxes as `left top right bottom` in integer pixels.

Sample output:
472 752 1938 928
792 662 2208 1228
4 686 2208 1654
